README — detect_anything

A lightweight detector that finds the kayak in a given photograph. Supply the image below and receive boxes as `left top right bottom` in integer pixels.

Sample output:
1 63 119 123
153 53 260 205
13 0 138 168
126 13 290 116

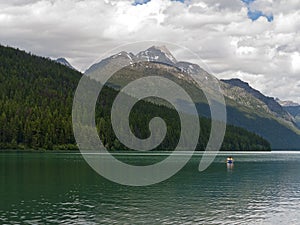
227 157 234 164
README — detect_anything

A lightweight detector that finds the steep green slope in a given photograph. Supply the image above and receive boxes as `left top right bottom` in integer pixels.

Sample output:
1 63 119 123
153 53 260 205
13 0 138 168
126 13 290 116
196 98 300 150
95 85 270 151
0 45 270 151
0 45 81 149
225 101 300 150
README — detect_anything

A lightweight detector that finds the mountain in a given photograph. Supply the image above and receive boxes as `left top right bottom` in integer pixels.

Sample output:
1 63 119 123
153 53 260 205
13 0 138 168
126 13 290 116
86 46 216 91
86 51 136 75
0 44 270 151
87 46 210 81
56 58 75 70
136 45 177 65
86 46 300 150
221 79 297 129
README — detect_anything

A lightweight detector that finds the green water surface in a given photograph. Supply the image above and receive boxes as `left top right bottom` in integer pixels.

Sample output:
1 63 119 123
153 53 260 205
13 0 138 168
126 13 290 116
1 152 300 224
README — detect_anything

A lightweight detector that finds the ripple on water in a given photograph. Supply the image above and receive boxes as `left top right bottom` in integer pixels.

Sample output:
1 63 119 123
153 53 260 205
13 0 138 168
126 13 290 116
1 153 300 224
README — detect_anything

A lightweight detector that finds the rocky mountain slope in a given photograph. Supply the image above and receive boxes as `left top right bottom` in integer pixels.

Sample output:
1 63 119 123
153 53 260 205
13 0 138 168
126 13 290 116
86 46 300 150
221 79 297 129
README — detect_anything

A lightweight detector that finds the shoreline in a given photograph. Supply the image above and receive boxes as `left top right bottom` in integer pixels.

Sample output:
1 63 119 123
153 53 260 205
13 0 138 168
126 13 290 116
3 150 300 155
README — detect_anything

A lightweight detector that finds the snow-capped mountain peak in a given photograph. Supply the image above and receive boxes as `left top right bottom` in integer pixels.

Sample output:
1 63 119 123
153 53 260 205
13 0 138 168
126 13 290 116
136 45 177 65
151 45 177 63
85 45 211 78
112 51 135 61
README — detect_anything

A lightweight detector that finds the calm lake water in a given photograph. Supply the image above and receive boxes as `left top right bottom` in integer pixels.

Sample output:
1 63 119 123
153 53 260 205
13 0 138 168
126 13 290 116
1 152 300 224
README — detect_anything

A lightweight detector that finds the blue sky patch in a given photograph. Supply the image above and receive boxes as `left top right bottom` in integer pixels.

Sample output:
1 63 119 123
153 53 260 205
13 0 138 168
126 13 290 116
248 10 274 22
241 0 255 4
133 0 151 6
241 0 274 22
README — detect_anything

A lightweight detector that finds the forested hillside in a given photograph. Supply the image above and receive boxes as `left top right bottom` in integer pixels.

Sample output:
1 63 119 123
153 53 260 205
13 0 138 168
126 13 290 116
0 45 81 150
0 45 270 151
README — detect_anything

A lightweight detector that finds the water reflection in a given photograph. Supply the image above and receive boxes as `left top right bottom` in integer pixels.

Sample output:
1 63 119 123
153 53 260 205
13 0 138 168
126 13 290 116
227 162 234 171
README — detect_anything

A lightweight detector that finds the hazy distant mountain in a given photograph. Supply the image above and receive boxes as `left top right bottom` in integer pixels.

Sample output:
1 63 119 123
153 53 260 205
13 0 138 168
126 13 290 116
86 46 300 149
283 106 300 127
276 98 300 107
56 58 75 70
276 98 300 127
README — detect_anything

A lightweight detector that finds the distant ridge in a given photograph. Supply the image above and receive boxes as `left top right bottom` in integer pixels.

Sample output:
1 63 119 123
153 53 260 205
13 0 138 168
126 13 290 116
221 78 296 128
276 98 300 107
56 58 76 70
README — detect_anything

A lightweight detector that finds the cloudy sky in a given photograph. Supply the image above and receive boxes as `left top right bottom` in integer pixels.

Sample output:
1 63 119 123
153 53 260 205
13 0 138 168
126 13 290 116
0 0 299 102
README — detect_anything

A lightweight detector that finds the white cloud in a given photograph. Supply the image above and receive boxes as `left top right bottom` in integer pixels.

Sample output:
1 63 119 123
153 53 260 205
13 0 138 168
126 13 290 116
292 52 300 73
0 0 299 102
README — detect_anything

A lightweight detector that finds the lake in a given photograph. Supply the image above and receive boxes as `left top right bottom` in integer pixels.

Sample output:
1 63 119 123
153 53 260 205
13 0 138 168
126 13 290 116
1 152 300 224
